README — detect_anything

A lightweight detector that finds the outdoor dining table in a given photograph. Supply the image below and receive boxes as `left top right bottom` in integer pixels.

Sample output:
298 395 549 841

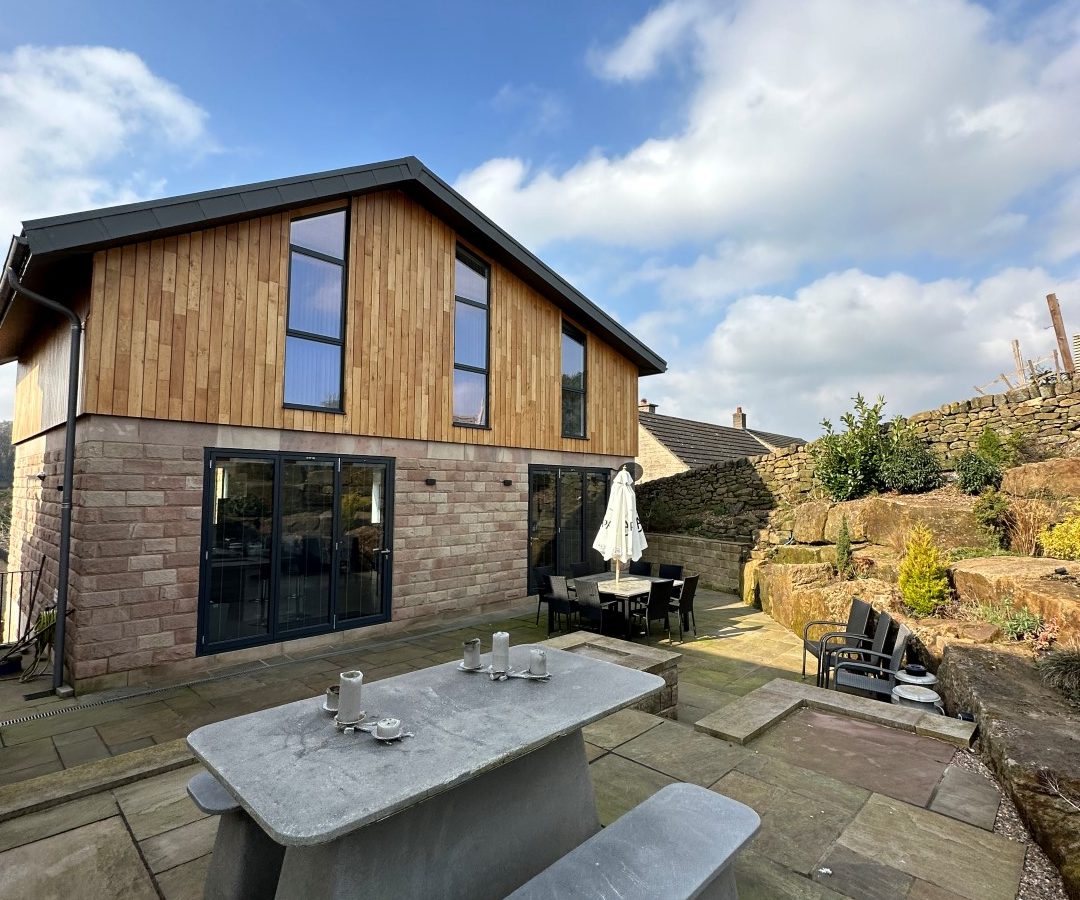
186 645 664 900
569 572 683 638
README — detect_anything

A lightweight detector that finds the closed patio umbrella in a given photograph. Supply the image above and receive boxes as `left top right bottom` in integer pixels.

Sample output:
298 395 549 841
592 468 647 585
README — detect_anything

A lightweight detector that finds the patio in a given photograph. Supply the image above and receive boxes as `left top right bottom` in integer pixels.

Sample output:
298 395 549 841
0 589 1045 898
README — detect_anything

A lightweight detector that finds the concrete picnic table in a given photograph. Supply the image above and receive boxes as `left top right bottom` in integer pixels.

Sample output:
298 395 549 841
187 644 664 899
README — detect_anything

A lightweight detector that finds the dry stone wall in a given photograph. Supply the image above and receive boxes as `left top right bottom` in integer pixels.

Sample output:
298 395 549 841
637 376 1080 551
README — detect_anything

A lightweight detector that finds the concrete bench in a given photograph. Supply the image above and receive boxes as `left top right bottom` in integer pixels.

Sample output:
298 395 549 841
505 783 760 899
187 770 285 900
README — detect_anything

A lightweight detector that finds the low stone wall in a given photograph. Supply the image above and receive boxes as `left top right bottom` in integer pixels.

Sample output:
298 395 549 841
640 533 746 594
636 376 1080 549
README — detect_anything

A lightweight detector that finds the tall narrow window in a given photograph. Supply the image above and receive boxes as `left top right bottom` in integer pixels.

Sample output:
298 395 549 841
284 209 347 411
562 323 586 438
453 248 489 426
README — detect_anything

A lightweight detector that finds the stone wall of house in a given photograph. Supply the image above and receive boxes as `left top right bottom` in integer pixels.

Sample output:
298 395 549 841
635 424 688 483
636 377 1080 550
639 533 745 594
33 415 621 691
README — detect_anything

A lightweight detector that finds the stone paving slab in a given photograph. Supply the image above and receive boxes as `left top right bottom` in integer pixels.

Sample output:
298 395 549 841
155 853 211 900
694 684 802 744
733 752 869 817
139 814 217 874
581 707 664 750
735 850 848 899
811 844 914 900
613 719 749 786
0 791 117 853
915 715 977 747
113 765 208 841
588 752 676 826
0 817 158 900
836 793 1024 900
928 764 1000 831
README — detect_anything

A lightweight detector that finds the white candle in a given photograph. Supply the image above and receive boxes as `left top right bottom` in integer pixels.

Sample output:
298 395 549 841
492 632 510 673
463 638 481 669
338 670 364 724
529 648 547 676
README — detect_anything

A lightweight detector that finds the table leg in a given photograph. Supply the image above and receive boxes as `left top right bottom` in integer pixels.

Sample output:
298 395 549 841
204 808 285 900
547 600 556 635
273 731 601 900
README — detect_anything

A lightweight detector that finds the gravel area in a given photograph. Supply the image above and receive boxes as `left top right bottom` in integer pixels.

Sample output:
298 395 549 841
951 749 1068 900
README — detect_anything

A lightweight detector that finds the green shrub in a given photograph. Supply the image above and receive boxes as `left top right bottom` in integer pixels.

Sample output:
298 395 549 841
976 425 1028 469
1036 647 1080 704
973 489 1011 548
812 395 887 501
955 450 1002 495
881 419 941 494
898 524 950 617
1040 504 1080 560
975 598 1045 640
836 516 853 579
947 546 1021 561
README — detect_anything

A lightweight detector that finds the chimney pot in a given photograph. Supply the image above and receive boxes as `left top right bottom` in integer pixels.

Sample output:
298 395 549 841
733 406 747 429
638 398 658 414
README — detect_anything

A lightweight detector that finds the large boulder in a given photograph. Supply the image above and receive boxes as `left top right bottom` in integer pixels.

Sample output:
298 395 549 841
1002 458 1080 499
791 501 831 544
950 556 1080 642
860 493 984 550
824 499 869 542
769 545 835 564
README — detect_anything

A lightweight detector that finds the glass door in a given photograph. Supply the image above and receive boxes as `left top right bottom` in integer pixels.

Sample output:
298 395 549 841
527 465 609 591
557 470 583 574
277 459 335 635
338 461 390 625
205 457 275 647
528 469 557 592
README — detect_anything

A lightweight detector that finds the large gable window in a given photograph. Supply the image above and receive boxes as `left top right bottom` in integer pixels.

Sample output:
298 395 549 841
453 248 489 427
562 323 586 438
284 209 347 411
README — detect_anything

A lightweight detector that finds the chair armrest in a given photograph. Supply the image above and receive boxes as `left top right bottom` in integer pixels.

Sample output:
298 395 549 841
818 631 873 651
803 619 847 640
833 660 900 678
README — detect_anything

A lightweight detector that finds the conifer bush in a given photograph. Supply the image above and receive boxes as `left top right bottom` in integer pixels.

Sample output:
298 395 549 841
1040 505 1080 560
898 524 950 617
835 515 853 579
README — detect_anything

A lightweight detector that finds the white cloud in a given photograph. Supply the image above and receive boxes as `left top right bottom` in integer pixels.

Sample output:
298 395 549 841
456 0 1080 273
0 45 210 235
492 83 566 134
645 266 1080 439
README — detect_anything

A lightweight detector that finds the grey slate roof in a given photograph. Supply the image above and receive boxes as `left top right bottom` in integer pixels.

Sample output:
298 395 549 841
0 157 665 375
639 411 804 468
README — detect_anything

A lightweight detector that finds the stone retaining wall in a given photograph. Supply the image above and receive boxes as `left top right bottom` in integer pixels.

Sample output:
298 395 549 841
637 377 1080 549
640 533 746 595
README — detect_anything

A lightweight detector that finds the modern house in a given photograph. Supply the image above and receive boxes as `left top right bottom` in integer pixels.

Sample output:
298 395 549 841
637 402 803 482
0 157 665 692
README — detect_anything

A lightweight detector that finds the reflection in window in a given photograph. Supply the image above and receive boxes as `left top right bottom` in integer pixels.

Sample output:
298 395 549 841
284 210 346 410
453 249 489 426
562 323 586 438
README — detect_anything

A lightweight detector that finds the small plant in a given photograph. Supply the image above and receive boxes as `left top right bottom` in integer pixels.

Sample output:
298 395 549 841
835 516 853 580
880 418 941 494
898 524 950 617
1011 496 1059 556
973 489 1010 548
813 395 887 501
1036 646 1080 704
975 597 1044 641
948 546 1022 561
955 450 1002 495
1040 504 1080 560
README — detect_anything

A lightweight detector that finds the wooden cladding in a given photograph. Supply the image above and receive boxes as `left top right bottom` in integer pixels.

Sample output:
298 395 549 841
81 190 638 456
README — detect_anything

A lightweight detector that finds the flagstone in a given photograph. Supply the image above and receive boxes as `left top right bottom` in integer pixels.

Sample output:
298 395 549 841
581 708 664 749
811 844 914 900
587 746 675 826
733 752 869 817
0 817 157 900
928 764 1001 831
614 720 749 786
138 815 218 873
694 686 802 744
156 853 211 900
0 791 117 853
836 793 1024 900
56 733 112 768
734 850 847 899
112 765 208 841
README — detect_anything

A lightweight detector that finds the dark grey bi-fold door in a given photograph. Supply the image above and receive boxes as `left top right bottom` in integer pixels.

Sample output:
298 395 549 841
198 451 393 655
527 465 609 593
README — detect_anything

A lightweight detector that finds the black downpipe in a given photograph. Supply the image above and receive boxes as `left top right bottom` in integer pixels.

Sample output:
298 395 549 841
4 267 82 694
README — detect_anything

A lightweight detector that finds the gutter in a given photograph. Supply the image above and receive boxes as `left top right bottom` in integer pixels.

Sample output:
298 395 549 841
3 257 82 696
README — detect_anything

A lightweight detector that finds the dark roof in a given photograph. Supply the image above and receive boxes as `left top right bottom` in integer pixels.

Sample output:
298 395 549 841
639 411 804 468
0 156 665 374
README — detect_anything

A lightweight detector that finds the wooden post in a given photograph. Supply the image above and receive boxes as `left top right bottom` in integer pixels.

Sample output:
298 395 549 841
1047 293 1074 375
1012 340 1028 386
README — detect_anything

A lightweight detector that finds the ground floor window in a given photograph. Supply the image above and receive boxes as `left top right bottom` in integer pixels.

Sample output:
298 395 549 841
199 450 393 654
528 465 609 592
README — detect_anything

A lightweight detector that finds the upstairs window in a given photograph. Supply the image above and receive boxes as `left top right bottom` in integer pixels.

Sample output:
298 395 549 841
284 209 347 411
562 323 586 438
453 248 489 427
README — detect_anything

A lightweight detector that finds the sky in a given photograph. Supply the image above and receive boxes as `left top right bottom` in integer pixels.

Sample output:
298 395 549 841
1 0 1079 438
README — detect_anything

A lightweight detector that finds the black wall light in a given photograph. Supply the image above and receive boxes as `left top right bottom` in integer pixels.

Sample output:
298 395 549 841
502 479 513 487
425 477 438 486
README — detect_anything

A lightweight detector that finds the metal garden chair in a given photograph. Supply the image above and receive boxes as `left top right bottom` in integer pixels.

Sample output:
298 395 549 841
831 623 913 701
802 597 872 684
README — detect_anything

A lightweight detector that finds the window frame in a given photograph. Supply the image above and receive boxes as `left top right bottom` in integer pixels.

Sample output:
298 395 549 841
561 321 587 439
283 207 349 414
452 244 491 429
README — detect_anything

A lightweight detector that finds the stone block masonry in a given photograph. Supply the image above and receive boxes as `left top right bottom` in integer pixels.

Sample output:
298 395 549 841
10 415 623 691
637 376 1080 551
639 534 745 595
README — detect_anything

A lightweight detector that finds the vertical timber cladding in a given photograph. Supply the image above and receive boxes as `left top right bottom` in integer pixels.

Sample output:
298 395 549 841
81 190 639 457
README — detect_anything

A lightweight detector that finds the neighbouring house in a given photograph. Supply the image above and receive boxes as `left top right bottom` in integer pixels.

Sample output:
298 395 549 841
636 401 803 482
0 157 665 691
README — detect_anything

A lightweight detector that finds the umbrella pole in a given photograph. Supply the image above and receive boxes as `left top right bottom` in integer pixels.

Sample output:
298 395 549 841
615 558 620 586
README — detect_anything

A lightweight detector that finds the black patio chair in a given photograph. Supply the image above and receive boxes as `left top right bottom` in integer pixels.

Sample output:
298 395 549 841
832 623 912 701
801 597 872 683
818 610 894 689
569 561 592 579
533 565 554 627
576 580 617 635
631 579 674 641
667 574 699 642
548 575 578 633
658 563 684 581
628 560 652 576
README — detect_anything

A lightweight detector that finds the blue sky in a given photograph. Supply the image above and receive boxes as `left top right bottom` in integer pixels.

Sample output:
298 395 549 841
2 0 1079 437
